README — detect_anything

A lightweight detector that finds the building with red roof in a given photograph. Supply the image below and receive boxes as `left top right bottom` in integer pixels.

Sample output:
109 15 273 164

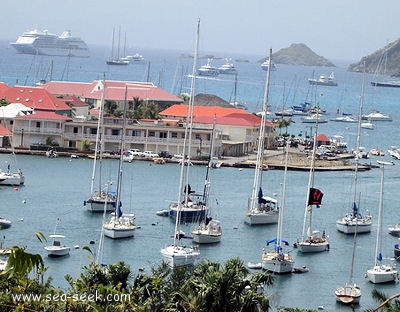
41 80 184 109
0 85 72 116
160 104 276 156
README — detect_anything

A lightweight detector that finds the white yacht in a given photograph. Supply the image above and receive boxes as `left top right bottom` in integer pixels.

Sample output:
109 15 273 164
198 58 219 76
218 59 237 75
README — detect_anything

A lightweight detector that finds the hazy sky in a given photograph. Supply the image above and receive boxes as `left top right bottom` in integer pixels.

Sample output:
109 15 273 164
2 0 399 62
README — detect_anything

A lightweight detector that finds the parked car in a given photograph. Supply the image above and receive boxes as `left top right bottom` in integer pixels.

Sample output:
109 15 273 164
143 151 159 158
159 151 173 159
130 149 145 157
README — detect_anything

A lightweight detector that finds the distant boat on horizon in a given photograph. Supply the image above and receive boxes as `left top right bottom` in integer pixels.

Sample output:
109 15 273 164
10 29 89 58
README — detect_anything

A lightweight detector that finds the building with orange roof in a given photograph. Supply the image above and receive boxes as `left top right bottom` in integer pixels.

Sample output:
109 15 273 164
160 104 276 156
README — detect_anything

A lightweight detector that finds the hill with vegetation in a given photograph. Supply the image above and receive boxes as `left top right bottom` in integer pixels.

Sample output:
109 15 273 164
347 38 400 76
260 43 336 67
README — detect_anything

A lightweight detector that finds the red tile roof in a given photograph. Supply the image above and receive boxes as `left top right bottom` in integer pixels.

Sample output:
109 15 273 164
41 80 183 103
61 95 88 107
316 133 330 141
161 104 273 127
0 82 10 94
161 104 248 118
16 111 72 121
0 86 71 112
0 124 12 136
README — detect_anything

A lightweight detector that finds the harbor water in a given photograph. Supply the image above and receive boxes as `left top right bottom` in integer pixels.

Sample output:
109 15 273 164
1 40 400 310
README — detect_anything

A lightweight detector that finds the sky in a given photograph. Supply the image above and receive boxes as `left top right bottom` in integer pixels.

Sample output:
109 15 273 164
2 0 399 62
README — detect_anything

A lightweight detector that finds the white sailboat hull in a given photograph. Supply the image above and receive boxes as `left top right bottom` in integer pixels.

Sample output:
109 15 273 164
0 172 25 186
297 240 329 253
261 251 294 274
336 216 372 234
103 227 135 239
103 214 136 239
244 211 279 225
366 265 398 284
160 245 200 267
335 284 361 304
86 194 116 213
192 220 222 244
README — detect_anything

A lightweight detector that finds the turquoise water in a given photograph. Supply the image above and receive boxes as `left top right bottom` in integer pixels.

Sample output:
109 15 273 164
1 41 400 310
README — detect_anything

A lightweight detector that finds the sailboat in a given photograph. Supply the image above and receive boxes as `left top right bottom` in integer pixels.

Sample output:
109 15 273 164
85 79 117 212
106 27 129 65
262 141 294 274
335 68 367 305
191 118 222 244
336 70 372 234
295 107 329 253
365 160 398 283
244 48 279 226
103 87 137 239
160 19 202 268
229 73 247 110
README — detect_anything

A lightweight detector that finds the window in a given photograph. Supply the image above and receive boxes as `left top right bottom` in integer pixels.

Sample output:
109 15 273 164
90 128 97 135
132 130 141 137
171 132 177 138
195 134 201 140
112 129 119 136
149 131 155 137
159 132 167 139
73 127 78 134
36 122 40 128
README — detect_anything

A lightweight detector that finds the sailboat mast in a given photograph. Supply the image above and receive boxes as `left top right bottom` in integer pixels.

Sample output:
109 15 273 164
173 18 200 246
250 48 272 209
115 86 128 212
90 76 106 195
353 64 366 205
301 105 319 240
277 141 289 246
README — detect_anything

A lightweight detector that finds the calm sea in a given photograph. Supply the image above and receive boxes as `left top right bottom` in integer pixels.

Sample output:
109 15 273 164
1 40 400 311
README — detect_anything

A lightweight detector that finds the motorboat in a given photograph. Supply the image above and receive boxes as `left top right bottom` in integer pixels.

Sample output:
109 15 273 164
106 59 130 65
0 217 11 229
361 121 375 129
218 59 238 75
197 58 219 76
301 114 328 123
388 147 400 160
308 72 338 86
260 58 276 71
335 284 361 304
330 115 357 123
10 29 89 57
103 213 137 239
362 110 392 121
127 53 144 63
218 59 237 75
46 148 58 158
44 235 71 257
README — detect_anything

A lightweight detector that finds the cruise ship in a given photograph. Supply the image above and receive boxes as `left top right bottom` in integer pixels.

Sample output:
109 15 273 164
10 29 89 57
